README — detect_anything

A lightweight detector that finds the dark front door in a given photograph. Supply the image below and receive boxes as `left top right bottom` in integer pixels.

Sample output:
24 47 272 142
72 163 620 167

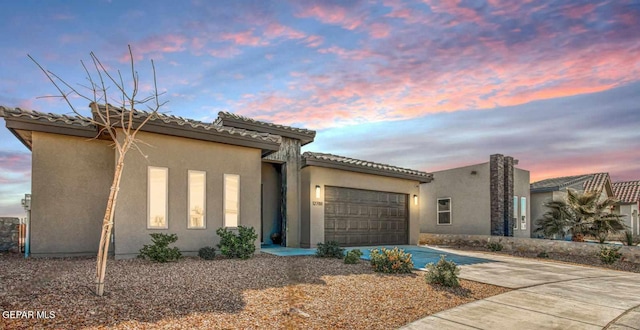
324 186 408 246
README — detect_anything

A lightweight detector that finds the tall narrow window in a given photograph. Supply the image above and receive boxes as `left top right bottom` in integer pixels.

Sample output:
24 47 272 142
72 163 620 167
520 196 527 230
437 198 451 225
224 174 240 227
513 196 519 230
188 171 206 229
148 167 168 229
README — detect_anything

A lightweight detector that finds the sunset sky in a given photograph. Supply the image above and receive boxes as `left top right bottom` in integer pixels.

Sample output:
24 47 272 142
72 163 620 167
0 0 639 217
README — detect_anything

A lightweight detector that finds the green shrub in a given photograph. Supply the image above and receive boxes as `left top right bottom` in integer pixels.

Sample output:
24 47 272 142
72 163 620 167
344 249 363 264
537 251 549 258
316 241 345 259
487 241 503 252
198 246 217 260
138 233 182 263
369 247 414 274
598 245 622 264
621 231 636 246
425 255 460 287
216 226 258 259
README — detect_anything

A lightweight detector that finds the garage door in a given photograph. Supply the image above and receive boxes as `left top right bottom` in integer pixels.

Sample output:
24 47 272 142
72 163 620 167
324 186 408 246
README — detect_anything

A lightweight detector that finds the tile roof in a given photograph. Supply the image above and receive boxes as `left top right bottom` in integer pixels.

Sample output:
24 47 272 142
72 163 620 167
93 104 281 144
612 181 640 204
302 152 433 183
215 111 315 144
531 173 611 194
0 106 94 128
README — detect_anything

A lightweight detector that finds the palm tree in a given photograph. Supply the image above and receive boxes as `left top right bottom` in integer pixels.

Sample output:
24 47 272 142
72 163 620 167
536 189 627 242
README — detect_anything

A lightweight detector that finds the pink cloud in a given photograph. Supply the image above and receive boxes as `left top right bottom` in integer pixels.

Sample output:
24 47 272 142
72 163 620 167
295 2 364 30
121 34 188 62
369 23 391 38
221 30 264 46
303 35 324 47
264 23 306 40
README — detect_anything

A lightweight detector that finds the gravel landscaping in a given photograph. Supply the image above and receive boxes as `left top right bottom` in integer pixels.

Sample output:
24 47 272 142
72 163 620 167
446 246 640 273
0 252 509 329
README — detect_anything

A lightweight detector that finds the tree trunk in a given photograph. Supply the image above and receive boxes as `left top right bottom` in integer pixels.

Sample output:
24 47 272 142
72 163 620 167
95 149 126 296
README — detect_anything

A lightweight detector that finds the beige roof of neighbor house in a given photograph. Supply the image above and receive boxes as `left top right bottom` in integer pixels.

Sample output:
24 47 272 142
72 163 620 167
302 151 433 183
215 111 316 145
612 181 640 204
530 172 612 194
0 105 282 155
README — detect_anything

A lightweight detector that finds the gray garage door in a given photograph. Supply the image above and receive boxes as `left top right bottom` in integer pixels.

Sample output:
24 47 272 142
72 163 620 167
324 186 408 246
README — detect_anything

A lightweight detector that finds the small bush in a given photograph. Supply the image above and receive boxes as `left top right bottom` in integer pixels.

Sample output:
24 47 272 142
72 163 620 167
425 255 460 287
369 247 414 274
216 226 258 259
316 241 345 259
487 241 503 252
138 233 182 263
198 246 217 260
621 231 635 246
598 245 622 265
537 251 549 258
344 249 363 264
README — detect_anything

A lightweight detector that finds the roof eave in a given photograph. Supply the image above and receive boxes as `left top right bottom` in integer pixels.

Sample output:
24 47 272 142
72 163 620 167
302 157 433 183
530 187 560 193
219 117 315 145
4 116 98 150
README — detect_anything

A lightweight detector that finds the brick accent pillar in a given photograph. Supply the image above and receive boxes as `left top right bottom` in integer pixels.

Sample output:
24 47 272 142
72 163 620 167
490 154 505 236
504 156 514 237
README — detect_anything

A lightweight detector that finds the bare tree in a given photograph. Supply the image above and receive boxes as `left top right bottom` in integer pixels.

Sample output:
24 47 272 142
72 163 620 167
29 46 166 296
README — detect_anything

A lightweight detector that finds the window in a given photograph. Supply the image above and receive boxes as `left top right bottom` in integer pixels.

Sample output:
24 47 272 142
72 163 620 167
224 174 240 227
520 197 527 230
437 198 451 225
513 196 519 230
188 171 206 229
148 167 168 229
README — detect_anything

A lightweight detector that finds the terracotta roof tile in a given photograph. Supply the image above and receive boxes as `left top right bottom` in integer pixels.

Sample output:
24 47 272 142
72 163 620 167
303 151 432 182
216 111 316 138
531 172 611 193
612 181 640 204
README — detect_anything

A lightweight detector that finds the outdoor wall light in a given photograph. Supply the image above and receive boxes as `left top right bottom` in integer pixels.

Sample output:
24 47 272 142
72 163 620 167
413 195 418 205
315 185 321 199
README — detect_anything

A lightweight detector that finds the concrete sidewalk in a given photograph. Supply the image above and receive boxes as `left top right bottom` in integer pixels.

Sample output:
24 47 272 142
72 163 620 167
401 247 640 330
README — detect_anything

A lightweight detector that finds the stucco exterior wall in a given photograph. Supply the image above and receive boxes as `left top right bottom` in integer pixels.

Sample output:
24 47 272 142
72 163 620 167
421 163 491 235
114 130 261 258
513 168 531 238
31 132 114 256
531 190 566 238
618 203 639 236
300 166 421 248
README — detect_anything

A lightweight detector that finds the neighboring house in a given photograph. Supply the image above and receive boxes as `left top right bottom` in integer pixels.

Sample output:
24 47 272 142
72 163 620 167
420 154 532 238
530 173 614 237
612 181 640 236
0 105 433 257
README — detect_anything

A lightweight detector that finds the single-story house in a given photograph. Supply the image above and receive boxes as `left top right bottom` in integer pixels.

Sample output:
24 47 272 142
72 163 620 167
1 104 435 257
420 154 532 238
612 181 640 236
530 173 614 237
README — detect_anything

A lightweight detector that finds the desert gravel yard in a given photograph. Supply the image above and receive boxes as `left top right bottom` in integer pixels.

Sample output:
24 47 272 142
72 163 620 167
0 252 508 329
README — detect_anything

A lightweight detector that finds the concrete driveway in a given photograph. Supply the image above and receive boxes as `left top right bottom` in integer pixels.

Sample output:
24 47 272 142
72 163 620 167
402 247 640 330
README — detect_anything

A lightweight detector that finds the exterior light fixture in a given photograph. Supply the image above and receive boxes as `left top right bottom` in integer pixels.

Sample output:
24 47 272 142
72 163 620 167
315 185 321 199
413 195 418 205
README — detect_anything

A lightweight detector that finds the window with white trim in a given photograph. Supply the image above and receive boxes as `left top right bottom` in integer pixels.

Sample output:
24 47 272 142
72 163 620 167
188 171 206 229
513 196 519 230
437 198 451 225
224 174 240 227
520 196 527 230
148 167 168 229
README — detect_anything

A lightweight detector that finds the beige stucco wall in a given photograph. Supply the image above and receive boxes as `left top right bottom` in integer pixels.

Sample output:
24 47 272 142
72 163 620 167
421 163 491 235
30 132 115 256
513 168 531 238
530 190 566 238
618 203 639 236
113 130 262 258
300 166 421 248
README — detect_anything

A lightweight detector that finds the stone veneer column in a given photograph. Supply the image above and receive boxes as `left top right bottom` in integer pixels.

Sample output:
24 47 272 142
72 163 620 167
490 154 505 236
503 156 514 237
